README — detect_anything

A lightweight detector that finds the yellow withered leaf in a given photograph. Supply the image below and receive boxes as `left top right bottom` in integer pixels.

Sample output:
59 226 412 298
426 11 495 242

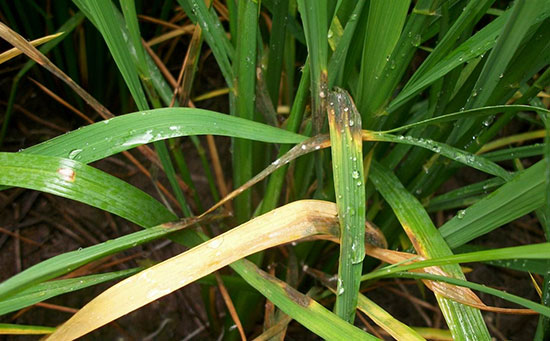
48 200 340 340
0 32 63 65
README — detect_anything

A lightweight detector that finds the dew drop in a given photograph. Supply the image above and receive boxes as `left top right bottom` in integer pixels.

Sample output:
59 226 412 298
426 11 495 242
352 170 360 179
337 278 345 295
482 116 494 127
68 149 83 160
411 34 421 47
457 210 466 219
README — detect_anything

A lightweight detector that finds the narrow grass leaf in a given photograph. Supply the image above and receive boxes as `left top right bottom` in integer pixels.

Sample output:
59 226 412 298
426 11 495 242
468 0 548 111
232 0 259 223
232 260 377 341
47 200 355 339
202 134 329 216
535 101 550 339
446 0 550 148
296 0 328 134
383 105 550 134
365 132 511 180
412 327 452 341
483 144 544 162
361 0 438 126
357 295 425 341
0 12 84 145
0 216 210 299
369 161 490 339
0 11 85 146
81 0 148 109
260 63 311 213
305 267 424 341
0 32 63 64
0 269 141 316
327 0 366 87
356 0 410 122
177 0 233 86
440 160 547 248
20 108 306 166
328 88 365 322
265 0 289 104
477 130 546 154
0 153 176 227
388 8 509 112
401 0 494 90
363 243 550 279
389 272 550 318
73 0 175 107
426 178 504 212
81 0 189 214
0 324 55 335
0 20 113 120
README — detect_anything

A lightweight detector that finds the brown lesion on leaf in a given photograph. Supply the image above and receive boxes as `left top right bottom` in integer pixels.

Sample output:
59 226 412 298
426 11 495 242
365 221 387 249
282 282 312 308
361 130 377 141
313 69 329 134
328 88 363 135
401 224 424 256
57 168 76 182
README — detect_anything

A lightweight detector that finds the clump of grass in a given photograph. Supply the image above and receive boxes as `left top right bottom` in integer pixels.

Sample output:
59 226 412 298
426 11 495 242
1 0 550 339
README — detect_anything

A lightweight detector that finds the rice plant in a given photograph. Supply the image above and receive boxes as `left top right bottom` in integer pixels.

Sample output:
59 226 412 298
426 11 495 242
1 0 549 339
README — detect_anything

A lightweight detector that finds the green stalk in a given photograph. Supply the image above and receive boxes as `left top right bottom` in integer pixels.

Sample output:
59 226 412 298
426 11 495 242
119 0 192 216
369 160 490 339
296 0 327 134
265 0 289 105
328 89 365 323
259 63 310 214
232 0 259 223
296 0 328 197
356 0 410 126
